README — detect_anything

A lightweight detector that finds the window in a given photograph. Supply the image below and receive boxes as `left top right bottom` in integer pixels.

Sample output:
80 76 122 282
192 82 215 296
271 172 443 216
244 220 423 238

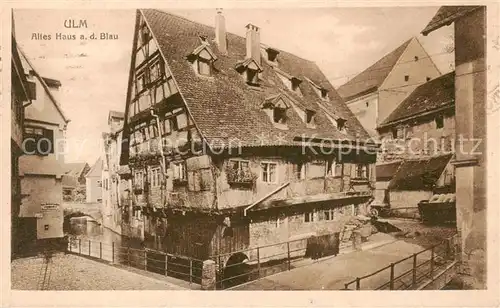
162 118 171 135
44 225 49 231
136 72 147 93
304 211 314 222
23 126 54 155
134 171 144 189
97 180 102 188
396 126 405 139
435 115 444 129
197 58 211 76
230 159 250 174
392 128 398 139
322 209 334 221
227 159 252 184
173 161 187 182
150 60 162 82
326 160 342 177
246 69 259 85
150 167 161 187
266 49 279 62
320 89 329 100
355 164 369 179
261 162 277 183
306 110 316 125
426 77 431 82
140 23 151 46
404 75 410 82
273 107 287 124
295 162 306 180
414 56 419 61
336 119 346 132
366 101 369 107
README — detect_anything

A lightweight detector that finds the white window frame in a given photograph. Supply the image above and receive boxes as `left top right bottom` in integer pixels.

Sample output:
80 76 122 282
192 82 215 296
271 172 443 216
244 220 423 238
261 161 278 184
173 161 187 181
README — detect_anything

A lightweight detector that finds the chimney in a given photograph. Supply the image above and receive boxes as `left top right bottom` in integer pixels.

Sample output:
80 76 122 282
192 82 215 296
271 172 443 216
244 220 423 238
245 23 261 66
215 8 227 55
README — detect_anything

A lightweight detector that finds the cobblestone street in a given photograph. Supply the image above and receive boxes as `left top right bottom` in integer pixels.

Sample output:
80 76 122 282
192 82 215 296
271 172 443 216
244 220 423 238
11 253 188 290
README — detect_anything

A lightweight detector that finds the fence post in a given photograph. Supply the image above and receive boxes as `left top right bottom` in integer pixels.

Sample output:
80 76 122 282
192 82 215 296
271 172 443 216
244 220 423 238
79 238 81 254
89 240 91 256
287 242 291 271
112 242 115 263
430 247 435 277
190 259 193 285
356 277 360 290
127 246 131 266
165 254 168 276
257 247 261 278
100 242 102 259
412 254 417 288
144 250 147 270
389 263 395 290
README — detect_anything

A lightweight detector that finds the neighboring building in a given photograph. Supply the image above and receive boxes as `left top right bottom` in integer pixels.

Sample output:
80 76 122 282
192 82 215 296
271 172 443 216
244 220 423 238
386 154 454 211
119 9 377 268
377 72 455 162
337 37 442 137
422 5 487 289
102 110 131 234
85 158 104 203
371 160 402 215
11 32 32 255
17 47 70 244
62 162 90 201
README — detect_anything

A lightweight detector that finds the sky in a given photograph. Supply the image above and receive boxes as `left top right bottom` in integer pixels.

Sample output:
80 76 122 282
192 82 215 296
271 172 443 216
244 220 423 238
13 8 454 165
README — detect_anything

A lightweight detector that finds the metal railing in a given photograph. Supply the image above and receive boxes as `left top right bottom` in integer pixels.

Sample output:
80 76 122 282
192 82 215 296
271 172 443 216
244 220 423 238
343 234 459 290
67 237 203 287
212 232 350 289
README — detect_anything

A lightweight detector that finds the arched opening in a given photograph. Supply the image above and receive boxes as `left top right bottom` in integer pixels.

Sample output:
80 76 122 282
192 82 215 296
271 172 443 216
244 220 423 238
222 252 250 288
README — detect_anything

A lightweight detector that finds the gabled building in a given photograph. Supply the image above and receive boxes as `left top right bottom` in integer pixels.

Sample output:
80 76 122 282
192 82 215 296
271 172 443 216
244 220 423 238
85 158 104 203
377 71 455 161
102 110 131 234
422 5 487 289
11 31 33 255
338 37 442 137
119 9 377 266
62 162 90 201
17 46 70 244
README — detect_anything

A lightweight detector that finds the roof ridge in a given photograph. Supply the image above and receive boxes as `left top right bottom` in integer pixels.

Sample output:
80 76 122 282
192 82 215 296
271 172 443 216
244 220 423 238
144 9 317 67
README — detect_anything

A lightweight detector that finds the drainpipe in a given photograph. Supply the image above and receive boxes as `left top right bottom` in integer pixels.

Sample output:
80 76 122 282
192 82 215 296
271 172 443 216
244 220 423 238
150 109 168 206
243 182 290 216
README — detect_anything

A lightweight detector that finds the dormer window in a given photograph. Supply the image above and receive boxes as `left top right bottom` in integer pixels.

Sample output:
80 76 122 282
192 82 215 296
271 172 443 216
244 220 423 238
275 68 302 95
336 118 347 133
199 35 209 45
262 94 290 128
291 79 302 92
235 58 263 87
187 45 217 77
266 48 279 62
308 78 329 101
306 109 316 125
320 89 329 100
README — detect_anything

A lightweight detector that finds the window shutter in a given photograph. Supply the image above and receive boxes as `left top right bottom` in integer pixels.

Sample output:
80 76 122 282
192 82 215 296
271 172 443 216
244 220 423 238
27 81 37 100
41 129 54 154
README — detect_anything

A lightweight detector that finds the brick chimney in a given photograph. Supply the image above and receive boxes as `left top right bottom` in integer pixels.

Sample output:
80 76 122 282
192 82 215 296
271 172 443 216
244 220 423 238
215 8 227 55
246 23 261 65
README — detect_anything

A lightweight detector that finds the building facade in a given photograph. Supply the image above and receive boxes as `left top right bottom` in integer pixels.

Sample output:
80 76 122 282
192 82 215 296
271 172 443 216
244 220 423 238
85 158 103 203
118 9 377 267
17 47 70 244
422 5 487 289
337 37 442 137
11 34 32 255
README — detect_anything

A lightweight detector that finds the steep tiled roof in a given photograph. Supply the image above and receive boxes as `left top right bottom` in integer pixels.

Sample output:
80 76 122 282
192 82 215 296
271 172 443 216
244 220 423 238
135 9 370 149
389 154 452 190
337 39 412 101
380 72 454 127
64 162 88 177
86 158 103 178
18 47 70 123
422 6 483 35
376 161 402 181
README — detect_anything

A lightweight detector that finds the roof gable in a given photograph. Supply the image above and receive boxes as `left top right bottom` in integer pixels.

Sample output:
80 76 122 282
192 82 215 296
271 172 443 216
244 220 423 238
389 154 453 190
86 158 103 178
380 71 455 127
376 161 403 181
18 47 70 124
422 6 483 35
133 9 371 148
337 39 412 101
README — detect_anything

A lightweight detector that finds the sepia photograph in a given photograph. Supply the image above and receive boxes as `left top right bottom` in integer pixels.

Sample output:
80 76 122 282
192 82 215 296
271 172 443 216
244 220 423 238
6 3 495 297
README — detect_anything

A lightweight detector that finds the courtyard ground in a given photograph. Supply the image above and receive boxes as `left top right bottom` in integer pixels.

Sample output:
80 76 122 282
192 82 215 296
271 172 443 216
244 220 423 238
11 252 192 290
